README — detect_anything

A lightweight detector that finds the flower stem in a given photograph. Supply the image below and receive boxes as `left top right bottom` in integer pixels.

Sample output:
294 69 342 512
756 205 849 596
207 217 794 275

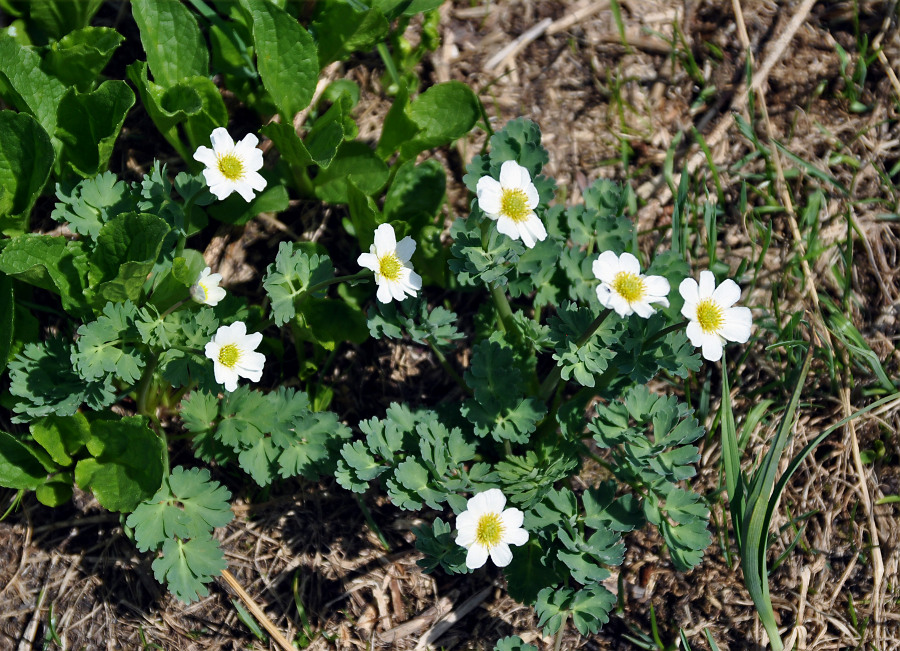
304 270 370 297
175 194 199 258
160 298 189 320
427 339 471 396
489 282 522 344
135 354 160 417
538 309 611 402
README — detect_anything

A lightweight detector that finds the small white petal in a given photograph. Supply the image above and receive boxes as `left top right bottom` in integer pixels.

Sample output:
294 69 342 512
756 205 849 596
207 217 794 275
521 213 547 245
504 527 529 547
685 320 705 347
596 284 613 308
357 252 378 271
205 286 226 306
609 293 633 317
499 160 526 189
193 146 217 168
466 544 490 569
456 528 476 547
376 281 393 303
406 270 423 291
373 223 396 254
632 301 655 318
679 277 699 304
489 543 513 567
499 507 524 531
395 236 416 262
721 306 752 343
698 270 716 298
388 279 406 302
619 251 642 275
712 278 742 309
209 127 235 153
643 275 670 299
246 171 267 192
592 251 621 284
476 177 503 215
524 181 539 209
517 221 536 249
495 215 521 241
700 333 724 362
234 179 257 202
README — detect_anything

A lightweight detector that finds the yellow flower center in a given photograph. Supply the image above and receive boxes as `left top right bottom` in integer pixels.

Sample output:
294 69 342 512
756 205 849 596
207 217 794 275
218 343 240 368
500 188 530 223
612 271 646 303
378 253 403 281
696 299 724 334
475 512 504 548
217 153 244 181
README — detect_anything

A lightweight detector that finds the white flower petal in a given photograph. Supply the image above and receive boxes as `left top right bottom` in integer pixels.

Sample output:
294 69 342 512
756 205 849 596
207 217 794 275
632 301 655 318
609 293 633 317
209 127 235 153
517 220 536 249
234 133 260 158
700 333 724 362
504 526 529 547
193 146 217 168
456 510 477 533
521 213 547 245
721 306 752 343
712 278 741 309
698 270 716 298
234 180 258 202
246 171 267 192
499 507 524 531
619 251 641 275
495 215 521 241
395 236 416 262
685 320 705 347
406 270 423 291
376 281 393 303
596 284 613 308
488 542 513 567
388 279 406 302
205 286 226 306
592 251 621 284
357 252 378 270
499 160 526 189
643 275 670 299
476 177 503 215
455 527 476 547
524 181 539 209
466 544 490 569
373 223 396 254
679 277 699 304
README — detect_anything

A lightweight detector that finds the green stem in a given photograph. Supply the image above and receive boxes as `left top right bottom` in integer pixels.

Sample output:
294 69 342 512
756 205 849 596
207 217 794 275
427 339 471 396
539 309 612 401
135 354 160 417
305 270 370 296
175 194 199 258
160 298 189 320
377 41 402 91
489 282 521 343
645 319 687 346
553 613 568 651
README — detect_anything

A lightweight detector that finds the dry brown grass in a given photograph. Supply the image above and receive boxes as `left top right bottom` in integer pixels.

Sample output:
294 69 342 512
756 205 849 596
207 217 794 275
2 0 900 649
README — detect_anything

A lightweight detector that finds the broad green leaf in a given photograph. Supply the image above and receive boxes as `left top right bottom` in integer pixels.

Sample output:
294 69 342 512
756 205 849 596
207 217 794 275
0 111 54 232
36 478 73 507
504 538 563 604
383 159 445 229
314 141 389 204
304 95 350 168
401 81 479 159
0 34 67 137
345 180 379 247
75 416 165 512
376 83 418 159
240 0 317 121
0 273 11 375
301 297 369 348
0 430 47 489
89 212 171 303
126 466 233 552
152 534 227 603
56 81 135 178
131 0 209 87
27 0 104 40
0 236 91 317
312 0 390 67
261 121 314 168
45 26 124 91
30 413 90 466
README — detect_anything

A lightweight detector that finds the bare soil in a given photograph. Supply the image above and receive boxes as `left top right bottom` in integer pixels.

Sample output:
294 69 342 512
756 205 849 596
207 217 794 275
2 1 900 649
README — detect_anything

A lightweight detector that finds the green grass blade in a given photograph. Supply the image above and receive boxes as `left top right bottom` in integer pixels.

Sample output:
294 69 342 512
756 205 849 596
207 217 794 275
720 362 746 545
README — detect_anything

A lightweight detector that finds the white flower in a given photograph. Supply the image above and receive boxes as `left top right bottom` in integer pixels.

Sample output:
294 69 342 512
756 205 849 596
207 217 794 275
357 223 422 304
592 251 670 318
476 160 547 249
455 488 528 569
679 270 752 362
190 267 227 306
204 321 266 392
193 127 266 202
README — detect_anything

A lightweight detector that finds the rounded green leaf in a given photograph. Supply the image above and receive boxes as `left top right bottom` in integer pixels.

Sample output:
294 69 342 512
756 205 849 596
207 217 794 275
0 430 47 489
0 111 54 232
132 0 209 87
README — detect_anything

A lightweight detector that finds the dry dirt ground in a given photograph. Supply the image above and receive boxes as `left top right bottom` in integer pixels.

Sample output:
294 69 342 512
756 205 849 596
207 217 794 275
2 0 900 649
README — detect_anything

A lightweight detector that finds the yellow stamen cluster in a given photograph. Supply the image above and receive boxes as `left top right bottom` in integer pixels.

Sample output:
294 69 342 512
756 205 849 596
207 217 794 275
217 153 244 181
500 188 530 223
475 512 504 548
218 343 240 368
612 271 646 303
378 253 403 281
696 299 724 334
